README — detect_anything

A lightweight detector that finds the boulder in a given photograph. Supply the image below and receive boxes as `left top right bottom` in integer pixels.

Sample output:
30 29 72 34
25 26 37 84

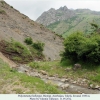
40 70 48 75
73 63 81 71
65 67 72 72
60 84 70 90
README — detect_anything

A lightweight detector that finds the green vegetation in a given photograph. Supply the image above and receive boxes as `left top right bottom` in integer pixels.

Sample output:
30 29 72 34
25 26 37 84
47 21 60 30
61 31 100 64
29 62 40 69
10 6 13 8
0 40 33 63
32 41 44 52
0 38 45 63
28 60 100 86
0 9 6 14
28 61 68 77
47 12 100 38
0 59 64 94
1 1 4 5
24 37 45 60
90 23 99 33
24 37 33 45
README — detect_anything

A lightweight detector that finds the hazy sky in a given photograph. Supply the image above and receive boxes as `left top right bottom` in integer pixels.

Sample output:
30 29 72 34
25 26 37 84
4 0 100 21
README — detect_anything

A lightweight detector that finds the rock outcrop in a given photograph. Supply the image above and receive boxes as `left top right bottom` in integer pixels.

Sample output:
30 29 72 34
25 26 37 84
36 6 75 26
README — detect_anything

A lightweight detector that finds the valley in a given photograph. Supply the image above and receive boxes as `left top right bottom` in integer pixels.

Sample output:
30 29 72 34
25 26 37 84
0 1 100 94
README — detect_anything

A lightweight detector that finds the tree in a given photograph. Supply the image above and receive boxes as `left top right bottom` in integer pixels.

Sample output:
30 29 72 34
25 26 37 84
61 31 100 64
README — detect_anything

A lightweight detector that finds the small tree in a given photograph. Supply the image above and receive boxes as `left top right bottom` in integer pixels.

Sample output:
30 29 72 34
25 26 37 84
90 23 99 34
24 37 33 45
61 31 100 64
32 41 44 52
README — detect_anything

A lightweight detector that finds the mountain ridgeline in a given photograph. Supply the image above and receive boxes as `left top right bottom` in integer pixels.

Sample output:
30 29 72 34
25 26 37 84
36 6 100 37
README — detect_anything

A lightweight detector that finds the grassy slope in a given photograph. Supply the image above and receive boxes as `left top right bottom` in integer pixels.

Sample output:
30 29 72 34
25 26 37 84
47 13 100 38
0 59 64 94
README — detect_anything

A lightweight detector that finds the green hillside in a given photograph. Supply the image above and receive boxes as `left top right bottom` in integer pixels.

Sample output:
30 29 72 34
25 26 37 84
47 9 100 38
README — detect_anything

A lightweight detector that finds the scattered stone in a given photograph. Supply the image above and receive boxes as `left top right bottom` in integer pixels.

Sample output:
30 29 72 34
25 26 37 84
61 79 67 82
53 74 58 77
70 79 74 83
23 92 26 94
62 75 67 78
72 81 77 84
98 88 100 91
82 79 87 82
60 78 69 83
49 74 54 77
65 68 72 72
89 84 95 89
77 91 83 94
60 84 70 90
73 63 81 71
65 79 69 82
40 70 48 75
25 69 28 73
80 81 84 85
95 85 100 89
47 77 55 80
57 83 64 87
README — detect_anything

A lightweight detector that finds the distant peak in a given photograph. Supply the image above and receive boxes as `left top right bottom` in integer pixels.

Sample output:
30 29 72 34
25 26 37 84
49 8 55 11
59 6 68 11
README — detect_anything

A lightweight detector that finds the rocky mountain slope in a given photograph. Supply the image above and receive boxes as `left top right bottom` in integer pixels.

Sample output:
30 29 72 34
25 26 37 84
36 6 100 37
36 6 75 26
0 1 63 60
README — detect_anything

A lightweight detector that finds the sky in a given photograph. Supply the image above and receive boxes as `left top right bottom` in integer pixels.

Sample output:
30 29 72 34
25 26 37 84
4 0 100 21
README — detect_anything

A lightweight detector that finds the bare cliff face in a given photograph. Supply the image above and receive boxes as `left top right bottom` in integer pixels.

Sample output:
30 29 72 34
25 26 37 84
0 1 63 60
36 6 75 26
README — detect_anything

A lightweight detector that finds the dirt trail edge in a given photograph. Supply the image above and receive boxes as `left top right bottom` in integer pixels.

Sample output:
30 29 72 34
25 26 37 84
0 52 17 68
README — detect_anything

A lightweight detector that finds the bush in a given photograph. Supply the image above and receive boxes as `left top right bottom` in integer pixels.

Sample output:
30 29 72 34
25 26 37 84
0 9 6 14
24 37 45 60
61 31 100 64
24 37 33 45
32 41 44 52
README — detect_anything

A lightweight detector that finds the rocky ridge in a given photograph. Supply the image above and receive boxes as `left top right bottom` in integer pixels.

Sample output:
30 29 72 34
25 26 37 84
36 6 75 26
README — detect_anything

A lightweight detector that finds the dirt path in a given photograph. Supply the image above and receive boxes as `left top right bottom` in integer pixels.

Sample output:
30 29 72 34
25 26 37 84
0 52 17 68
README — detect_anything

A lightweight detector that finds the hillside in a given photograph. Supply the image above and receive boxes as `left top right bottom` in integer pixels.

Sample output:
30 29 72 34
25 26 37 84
1 1 100 94
0 1 63 61
36 6 100 37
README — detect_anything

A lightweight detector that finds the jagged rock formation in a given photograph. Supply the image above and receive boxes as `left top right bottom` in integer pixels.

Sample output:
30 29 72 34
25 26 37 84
36 6 75 26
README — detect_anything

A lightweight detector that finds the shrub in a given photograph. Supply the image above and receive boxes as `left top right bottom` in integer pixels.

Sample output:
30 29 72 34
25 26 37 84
24 37 33 45
1 1 4 5
24 37 45 60
10 6 13 8
0 9 6 14
32 41 44 52
61 31 100 64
